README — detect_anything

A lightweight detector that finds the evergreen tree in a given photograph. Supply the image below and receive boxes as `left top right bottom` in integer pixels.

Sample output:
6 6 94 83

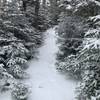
56 1 100 99
0 0 44 97
76 15 100 100
11 83 31 100
57 0 100 99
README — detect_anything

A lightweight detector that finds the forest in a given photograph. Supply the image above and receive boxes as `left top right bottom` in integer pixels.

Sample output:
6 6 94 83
0 0 100 100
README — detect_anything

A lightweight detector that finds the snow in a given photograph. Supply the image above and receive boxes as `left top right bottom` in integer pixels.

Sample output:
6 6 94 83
27 28 77 100
92 0 100 6
0 91 11 100
0 28 77 100
90 15 100 21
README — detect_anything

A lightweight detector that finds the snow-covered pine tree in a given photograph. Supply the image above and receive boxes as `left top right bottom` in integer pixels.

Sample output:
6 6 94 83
75 14 100 100
56 0 100 99
0 0 41 94
56 0 85 70
0 18 29 79
74 0 100 17
11 83 31 100
0 63 15 92
0 37 29 90
3 42 29 79
0 0 46 99
56 0 100 75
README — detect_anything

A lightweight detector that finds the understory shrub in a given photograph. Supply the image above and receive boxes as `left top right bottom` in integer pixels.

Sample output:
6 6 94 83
12 83 31 100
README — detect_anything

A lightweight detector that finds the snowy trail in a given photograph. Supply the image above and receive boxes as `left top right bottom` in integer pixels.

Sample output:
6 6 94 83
27 28 77 100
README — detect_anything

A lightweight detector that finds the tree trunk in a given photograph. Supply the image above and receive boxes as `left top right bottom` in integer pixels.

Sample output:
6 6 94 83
42 0 46 8
22 0 27 11
49 0 59 24
35 0 40 17
0 0 2 15
34 0 40 29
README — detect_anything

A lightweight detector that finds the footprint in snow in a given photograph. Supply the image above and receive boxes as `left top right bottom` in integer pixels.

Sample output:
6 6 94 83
38 85 44 88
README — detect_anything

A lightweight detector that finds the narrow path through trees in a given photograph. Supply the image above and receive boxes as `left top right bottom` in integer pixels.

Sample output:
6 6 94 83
27 28 77 100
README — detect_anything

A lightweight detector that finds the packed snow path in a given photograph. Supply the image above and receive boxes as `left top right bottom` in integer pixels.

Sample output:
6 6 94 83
27 28 77 100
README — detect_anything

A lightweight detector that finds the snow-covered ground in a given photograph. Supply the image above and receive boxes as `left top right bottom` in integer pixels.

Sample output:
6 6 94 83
0 91 11 100
27 28 77 100
0 28 77 100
